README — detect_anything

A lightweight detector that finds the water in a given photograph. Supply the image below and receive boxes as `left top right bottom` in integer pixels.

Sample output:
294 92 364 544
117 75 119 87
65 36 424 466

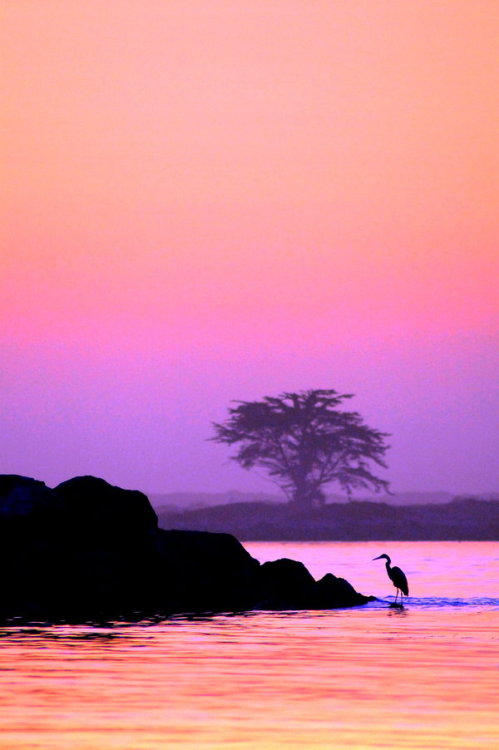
0 541 497 749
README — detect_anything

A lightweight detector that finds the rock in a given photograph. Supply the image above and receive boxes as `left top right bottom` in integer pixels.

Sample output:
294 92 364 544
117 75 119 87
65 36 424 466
155 529 260 612
0 473 374 621
0 475 57 525
0 475 158 620
54 475 158 538
257 558 316 609
0 476 59 616
51 477 159 616
254 559 373 610
313 573 373 608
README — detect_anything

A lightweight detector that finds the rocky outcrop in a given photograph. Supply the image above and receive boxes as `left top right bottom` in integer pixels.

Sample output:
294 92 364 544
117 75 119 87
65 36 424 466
255 558 372 610
0 475 55 518
54 476 158 536
257 558 316 609
0 475 373 622
313 573 368 608
155 529 261 613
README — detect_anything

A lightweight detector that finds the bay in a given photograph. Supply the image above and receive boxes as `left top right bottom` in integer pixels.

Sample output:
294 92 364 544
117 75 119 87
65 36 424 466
0 541 497 749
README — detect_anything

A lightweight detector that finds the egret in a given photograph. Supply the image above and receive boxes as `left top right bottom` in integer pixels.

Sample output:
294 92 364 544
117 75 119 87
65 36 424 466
373 553 409 605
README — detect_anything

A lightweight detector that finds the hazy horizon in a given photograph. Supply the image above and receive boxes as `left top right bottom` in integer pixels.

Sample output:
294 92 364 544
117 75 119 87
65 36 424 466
2 1 498 497
146 488 497 508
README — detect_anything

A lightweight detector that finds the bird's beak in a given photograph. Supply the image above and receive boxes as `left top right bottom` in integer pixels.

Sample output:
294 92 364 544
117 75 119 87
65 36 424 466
373 555 382 560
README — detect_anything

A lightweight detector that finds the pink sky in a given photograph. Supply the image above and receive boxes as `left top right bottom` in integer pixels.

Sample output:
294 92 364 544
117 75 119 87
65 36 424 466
2 1 498 495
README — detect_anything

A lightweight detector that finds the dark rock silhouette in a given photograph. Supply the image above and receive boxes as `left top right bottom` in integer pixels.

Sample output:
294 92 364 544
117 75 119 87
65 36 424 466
255 559 372 609
0 475 55 518
313 573 369 608
0 474 373 622
257 558 316 609
54 475 158 535
155 529 261 613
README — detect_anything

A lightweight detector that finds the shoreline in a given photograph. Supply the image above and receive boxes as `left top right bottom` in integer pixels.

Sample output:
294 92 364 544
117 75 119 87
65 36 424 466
158 497 499 542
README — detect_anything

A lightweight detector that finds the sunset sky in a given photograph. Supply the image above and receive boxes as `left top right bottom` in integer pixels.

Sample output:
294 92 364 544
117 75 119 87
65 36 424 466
2 1 498 496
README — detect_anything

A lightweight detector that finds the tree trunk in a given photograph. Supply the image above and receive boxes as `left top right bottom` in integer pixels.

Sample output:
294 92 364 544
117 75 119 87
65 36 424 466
290 485 323 510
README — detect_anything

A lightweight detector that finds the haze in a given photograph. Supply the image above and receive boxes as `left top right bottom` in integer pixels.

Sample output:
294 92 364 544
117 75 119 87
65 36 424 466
2 1 498 496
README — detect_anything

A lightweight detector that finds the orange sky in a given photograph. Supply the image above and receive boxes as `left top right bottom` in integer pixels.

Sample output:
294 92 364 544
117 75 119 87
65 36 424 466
1 1 498 494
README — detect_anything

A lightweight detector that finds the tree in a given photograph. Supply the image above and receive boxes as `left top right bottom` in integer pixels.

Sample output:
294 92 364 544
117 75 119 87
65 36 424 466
211 389 390 509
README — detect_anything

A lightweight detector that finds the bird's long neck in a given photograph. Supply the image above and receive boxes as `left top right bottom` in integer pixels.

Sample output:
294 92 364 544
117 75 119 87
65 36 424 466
384 556 392 573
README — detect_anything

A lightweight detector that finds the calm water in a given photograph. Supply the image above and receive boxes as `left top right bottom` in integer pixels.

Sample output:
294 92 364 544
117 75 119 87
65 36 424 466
0 541 497 749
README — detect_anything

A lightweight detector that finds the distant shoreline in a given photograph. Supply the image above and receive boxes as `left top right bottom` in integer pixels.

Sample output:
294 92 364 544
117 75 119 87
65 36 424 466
157 497 499 542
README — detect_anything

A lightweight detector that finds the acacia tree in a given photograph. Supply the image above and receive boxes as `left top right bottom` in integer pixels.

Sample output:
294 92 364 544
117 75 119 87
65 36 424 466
211 389 390 509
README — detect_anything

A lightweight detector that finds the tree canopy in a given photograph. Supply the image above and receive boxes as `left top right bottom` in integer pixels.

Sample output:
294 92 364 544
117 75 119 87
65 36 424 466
211 389 390 508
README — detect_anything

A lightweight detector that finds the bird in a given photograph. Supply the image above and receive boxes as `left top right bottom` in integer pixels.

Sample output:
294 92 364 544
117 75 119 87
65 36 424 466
373 553 409 605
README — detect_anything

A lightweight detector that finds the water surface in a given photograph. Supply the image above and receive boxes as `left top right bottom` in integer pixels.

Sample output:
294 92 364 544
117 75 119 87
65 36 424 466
0 541 497 749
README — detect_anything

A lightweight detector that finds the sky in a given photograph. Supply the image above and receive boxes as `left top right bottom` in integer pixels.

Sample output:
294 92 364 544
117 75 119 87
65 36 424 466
2 1 498 497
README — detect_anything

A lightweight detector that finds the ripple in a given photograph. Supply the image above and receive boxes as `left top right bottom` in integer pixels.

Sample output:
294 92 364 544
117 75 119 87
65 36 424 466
403 596 499 610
